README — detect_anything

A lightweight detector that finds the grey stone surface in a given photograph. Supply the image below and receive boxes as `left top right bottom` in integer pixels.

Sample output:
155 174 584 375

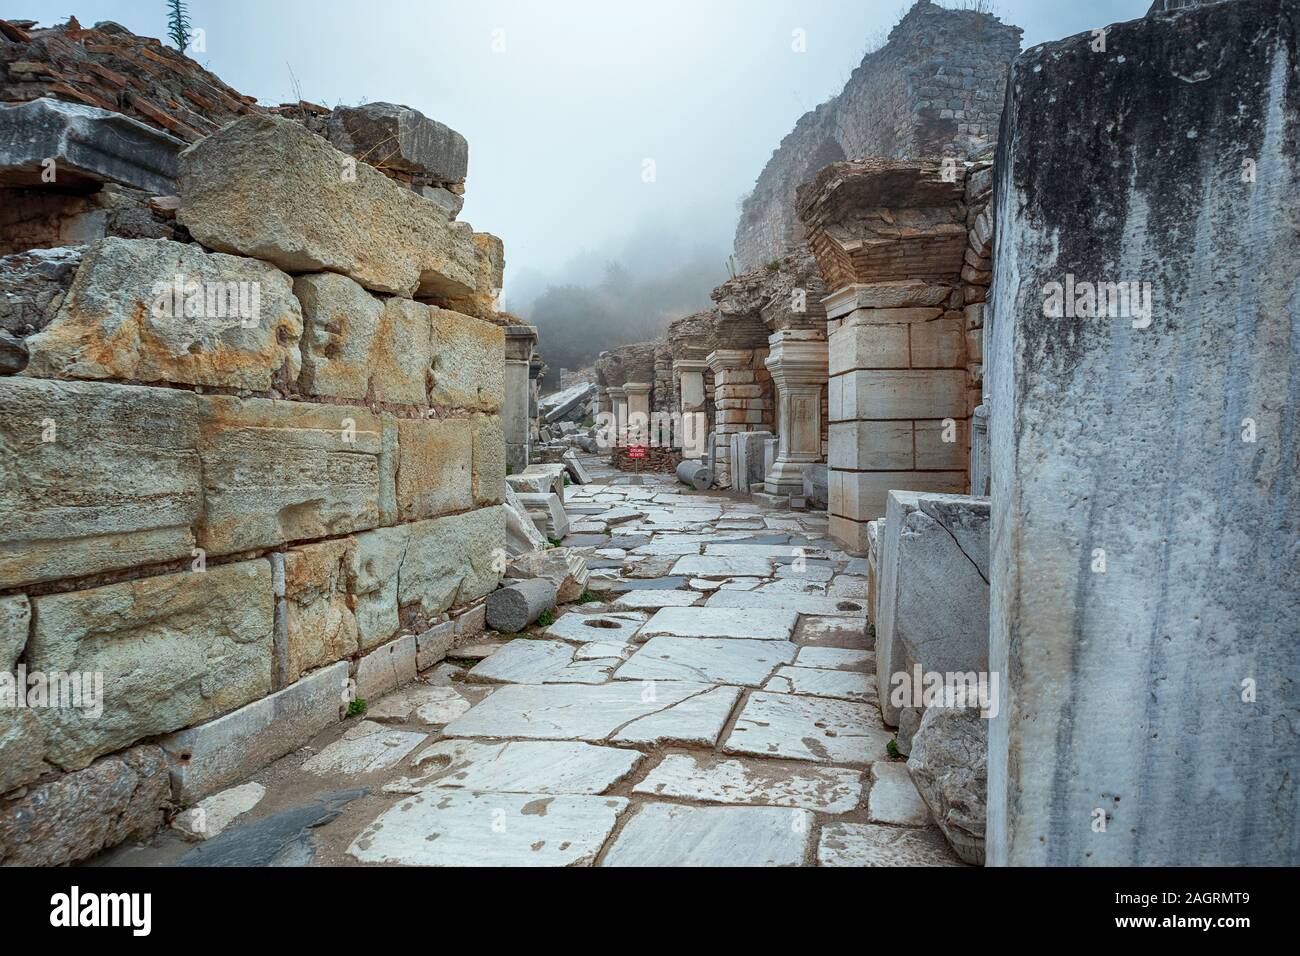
467 637 572 683
601 803 811 867
178 115 476 298
676 459 711 490
180 788 367 867
671 554 772 578
803 463 829 510
613 589 701 610
367 683 470 724
634 753 863 813
0 745 170 866
349 791 627 867
608 686 741 747
867 760 930 826
171 782 266 841
355 634 418 703
386 739 642 795
986 0 1299 866
909 705 985 865
545 610 646 644
505 547 589 603
327 102 469 183
0 97 182 193
0 246 83 340
158 661 348 804
896 706 923 757
415 621 455 672
723 691 890 764
764 665 875 703
729 430 773 493
0 377 201 589
817 822 963 867
795 646 871 671
516 491 570 538
615 636 796 687
705 590 867 617
638 606 797 641
486 579 557 633
0 593 29 672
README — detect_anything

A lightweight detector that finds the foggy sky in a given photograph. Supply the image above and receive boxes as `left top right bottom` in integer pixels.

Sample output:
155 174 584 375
24 0 1152 310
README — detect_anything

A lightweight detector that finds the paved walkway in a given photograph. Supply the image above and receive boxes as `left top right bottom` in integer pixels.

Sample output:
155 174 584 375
100 455 962 867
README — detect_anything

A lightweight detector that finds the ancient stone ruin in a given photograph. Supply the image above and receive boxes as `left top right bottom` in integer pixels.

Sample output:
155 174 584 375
0 0 1295 873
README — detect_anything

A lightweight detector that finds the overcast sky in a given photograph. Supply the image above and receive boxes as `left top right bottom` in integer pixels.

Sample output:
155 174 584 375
26 0 1151 305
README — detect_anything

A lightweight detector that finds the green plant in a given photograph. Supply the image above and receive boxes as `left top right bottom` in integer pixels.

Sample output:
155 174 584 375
535 609 555 627
347 698 367 718
575 589 601 605
886 738 900 758
765 259 781 273
547 537 562 548
166 0 191 52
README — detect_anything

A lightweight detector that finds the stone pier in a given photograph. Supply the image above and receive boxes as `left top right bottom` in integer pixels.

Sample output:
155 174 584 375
606 386 627 447
623 381 652 446
674 359 710 459
987 0 1300 866
763 330 828 498
503 324 538 473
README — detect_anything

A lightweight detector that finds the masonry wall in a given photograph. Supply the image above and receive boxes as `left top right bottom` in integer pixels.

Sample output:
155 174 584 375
733 0 1021 272
987 0 1299 866
0 106 506 864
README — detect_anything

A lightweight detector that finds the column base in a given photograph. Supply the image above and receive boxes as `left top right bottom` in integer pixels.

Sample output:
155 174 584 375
763 459 815 498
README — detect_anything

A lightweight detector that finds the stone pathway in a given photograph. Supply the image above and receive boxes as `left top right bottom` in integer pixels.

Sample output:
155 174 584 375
96 455 963 868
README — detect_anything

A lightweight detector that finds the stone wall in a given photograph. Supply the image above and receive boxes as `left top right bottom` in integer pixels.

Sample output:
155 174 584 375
987 0 1299 866
0 93 506 862
733 0 1021 272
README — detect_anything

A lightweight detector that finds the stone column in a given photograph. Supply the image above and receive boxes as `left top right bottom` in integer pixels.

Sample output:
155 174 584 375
502 325 537 473
674 359 709 459
705 349 755 488
763 330 827 498
987 2 1298 866
605 386 627 448
623 381 652 447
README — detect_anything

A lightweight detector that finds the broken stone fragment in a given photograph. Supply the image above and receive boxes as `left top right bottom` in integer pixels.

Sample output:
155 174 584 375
0 97 183 193
486 578 557 633
505 547 591 603
907 705 986 865
171 782 266 841
178 114 478 298
23 237 303 390
0 245 83 339
326 102 469 184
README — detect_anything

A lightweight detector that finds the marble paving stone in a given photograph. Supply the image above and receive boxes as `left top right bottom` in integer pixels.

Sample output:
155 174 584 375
717 577 765 591
600 804 811 867
629 540 710 556
385 739 642 795
723 692 890 765
615 636 796 687
301 720 426 775
689 578 722 591
638 607 798 641
755 578 828 595
573 641 635 661
670 555 773 578
560 534 609 548
867 760 931 826
764 665 876 703
613 590 701 610
829 575 870 598
704 544 816 559
774 562 836 582
706 590 867 617
552 660 620 684
634 753 863 813
171 782 266 841
795 615 871 648
623 557 683 578
795 647 872 671
604 575 689 592
544 611 646 644
368 684 472 724
349 791 627 867
608 685 742 747
817 822 963 867
467 639 575 684
844 558 871 576
442 680 718 742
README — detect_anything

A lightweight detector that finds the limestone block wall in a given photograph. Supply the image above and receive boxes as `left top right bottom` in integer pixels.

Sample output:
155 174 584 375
707 348 774 489
733 0 1021 272
987 0 1298 866
0 113 506 865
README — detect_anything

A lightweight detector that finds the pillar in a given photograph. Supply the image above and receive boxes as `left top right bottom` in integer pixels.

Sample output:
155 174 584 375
763 330 828 498
987 2 1298 866
705 349 755 488
502 325 537 474
674 359 709 459
623 381 652 447
606 386 627 448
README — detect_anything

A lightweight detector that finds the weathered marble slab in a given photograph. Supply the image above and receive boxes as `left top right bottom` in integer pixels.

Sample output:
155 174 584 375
386 739 642 795
615 636 795 687
867 760 930 826
817 822 963 867
795 647 872 670
301 720 426 775
764 665 876 703
467 639 575 684
600 804 811 867
670 555 773 578
349 791 627 866
634 753 863 813
723 691 890 765
613 590 702 610
706 590 867 617
638 607 798 641
608 686 741 748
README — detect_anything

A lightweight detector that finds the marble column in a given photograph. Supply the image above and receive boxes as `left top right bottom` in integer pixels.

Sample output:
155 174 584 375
674 359 709 459
528 355 545 442
705 349 754 489
763 330 828 497
502 325 538 473
606 386 627 449
623 381 652 447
